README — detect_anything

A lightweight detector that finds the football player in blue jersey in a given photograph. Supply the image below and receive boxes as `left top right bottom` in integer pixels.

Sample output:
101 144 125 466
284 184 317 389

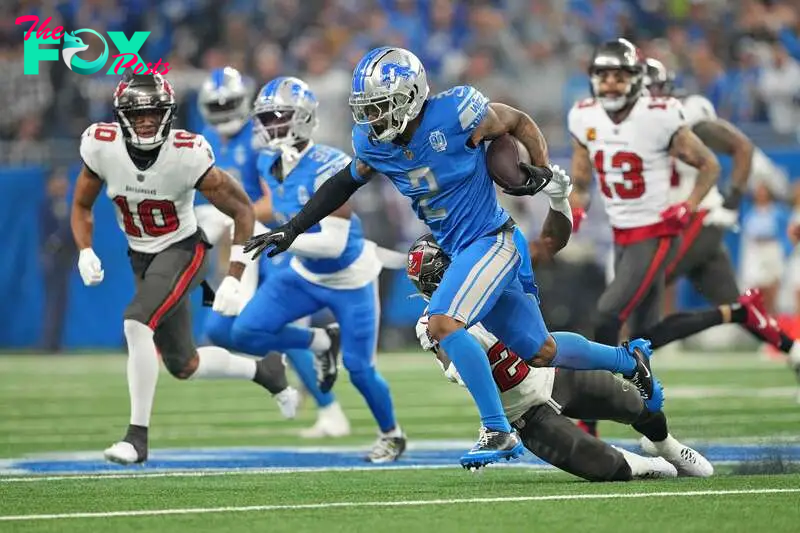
245 47 656 469
229 76 405 461
198 68 351 437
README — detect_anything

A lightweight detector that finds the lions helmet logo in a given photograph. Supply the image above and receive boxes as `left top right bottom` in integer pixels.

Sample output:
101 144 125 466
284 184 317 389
407 249 424 280
380 63 415 89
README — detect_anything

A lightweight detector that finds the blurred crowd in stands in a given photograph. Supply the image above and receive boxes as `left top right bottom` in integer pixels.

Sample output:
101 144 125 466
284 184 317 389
2 0 799 350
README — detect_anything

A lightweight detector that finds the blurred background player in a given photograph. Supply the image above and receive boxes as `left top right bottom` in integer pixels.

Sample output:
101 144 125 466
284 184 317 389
644 57 800 377
71 72 295 465
409 235 713 480
569 38 721 352
197 67 347 435
247 47 670 469
227 76 401 461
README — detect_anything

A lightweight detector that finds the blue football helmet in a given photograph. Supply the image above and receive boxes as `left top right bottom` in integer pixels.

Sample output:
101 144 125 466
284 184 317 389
349 47 429 142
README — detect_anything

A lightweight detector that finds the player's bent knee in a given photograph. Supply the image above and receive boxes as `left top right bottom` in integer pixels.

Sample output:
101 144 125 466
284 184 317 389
530 335 556 367
163 352 198 380
427 314 465 342
205 315 234 348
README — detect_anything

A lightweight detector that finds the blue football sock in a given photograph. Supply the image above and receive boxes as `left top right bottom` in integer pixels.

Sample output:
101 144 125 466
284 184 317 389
440 328 510 433
284 349 335 408
551 331 634 374
349 366 396 433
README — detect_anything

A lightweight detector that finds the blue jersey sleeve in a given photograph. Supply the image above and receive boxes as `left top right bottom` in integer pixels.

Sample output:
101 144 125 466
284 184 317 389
350 126 375 184
442 85 489 136
241 149 263 202
314 148 352 192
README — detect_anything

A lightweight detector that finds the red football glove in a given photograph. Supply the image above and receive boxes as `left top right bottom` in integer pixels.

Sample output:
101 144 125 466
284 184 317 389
571 206 587 233
660 202 692 234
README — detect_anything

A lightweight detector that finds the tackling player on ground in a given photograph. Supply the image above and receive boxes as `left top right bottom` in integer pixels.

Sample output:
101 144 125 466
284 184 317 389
246 47 668 469
70 72 293 465
409 235 713 481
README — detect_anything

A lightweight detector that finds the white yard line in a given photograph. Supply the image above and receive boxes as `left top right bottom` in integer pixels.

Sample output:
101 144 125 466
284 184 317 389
1 488 799 522
0 463 556 483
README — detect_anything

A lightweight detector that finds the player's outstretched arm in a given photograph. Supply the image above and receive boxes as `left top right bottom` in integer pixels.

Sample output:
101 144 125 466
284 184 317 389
692 119 753 208
197 166 255 279
668 126 720 211
244 162 374 259
70 165 103 250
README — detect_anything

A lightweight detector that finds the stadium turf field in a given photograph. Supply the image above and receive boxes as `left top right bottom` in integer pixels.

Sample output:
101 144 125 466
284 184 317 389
1 351 800 532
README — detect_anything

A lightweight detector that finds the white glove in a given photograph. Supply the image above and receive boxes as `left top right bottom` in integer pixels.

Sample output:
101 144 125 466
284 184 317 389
212 276 243 316
77 248 104 286
415 314 437 352
704 207 739 232
543 163 573 201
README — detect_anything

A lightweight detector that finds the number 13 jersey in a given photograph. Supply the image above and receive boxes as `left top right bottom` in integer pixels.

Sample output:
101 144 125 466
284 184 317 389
80 122 216 253
568 96 686 232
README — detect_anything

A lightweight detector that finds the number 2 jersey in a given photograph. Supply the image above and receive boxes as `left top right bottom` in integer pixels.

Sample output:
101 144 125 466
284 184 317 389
80 122 215 254
568 95 686 242
350 85 508 257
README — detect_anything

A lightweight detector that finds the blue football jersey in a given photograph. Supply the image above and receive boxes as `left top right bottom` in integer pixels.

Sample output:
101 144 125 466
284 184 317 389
259 144 364 274
197 121 261 205
350 85 509 256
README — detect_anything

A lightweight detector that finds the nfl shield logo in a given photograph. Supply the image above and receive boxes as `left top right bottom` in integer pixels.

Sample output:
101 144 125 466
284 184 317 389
429 130 447 152
136 173 145 182
407 250 424 280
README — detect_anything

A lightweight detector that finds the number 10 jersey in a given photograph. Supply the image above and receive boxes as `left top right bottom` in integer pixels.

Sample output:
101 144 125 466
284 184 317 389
80 122 216 253
568 95 686 233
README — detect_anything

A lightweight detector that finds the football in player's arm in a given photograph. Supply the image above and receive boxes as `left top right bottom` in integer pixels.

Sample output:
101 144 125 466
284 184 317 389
245 99 562 260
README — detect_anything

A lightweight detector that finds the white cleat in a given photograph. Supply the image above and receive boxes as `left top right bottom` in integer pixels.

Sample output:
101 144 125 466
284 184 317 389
103 441 142 465
299 402 351 438
615 446 677 479
274 387 300 419
640 435 714 478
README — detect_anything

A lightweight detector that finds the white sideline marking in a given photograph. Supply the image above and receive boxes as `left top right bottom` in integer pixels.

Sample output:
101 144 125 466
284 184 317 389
0 464 556 483
2 488 799 522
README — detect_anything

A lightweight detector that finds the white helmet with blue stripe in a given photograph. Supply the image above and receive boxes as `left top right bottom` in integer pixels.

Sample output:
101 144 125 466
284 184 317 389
253 76 319 152
349 47 429 143
198 67 253 136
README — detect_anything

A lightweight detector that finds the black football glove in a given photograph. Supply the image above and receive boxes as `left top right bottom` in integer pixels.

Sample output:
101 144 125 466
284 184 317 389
502 162 553 197
244 223 299 259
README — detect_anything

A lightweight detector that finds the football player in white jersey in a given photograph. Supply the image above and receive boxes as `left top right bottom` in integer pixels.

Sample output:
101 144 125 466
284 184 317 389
409 236 713 480
70 72 298 465
568 39 723 350
643 58 800 368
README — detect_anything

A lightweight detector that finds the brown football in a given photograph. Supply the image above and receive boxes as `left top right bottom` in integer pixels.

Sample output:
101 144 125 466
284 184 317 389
486 134 531 189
